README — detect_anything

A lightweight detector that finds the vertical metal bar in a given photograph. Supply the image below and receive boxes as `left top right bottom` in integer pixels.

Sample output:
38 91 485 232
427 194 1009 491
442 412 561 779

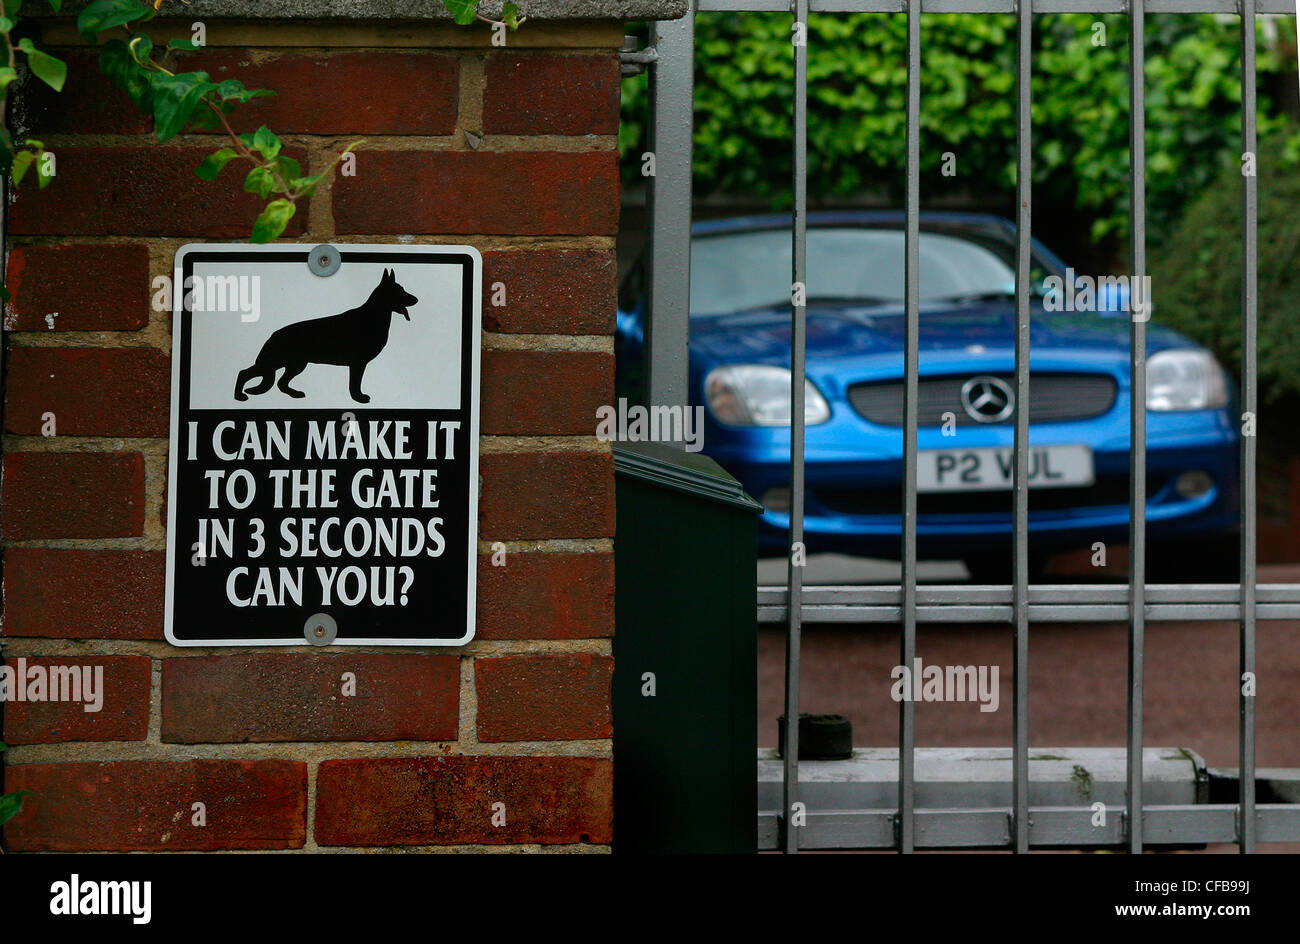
1239 0 1258 854
782 0 810 855
645 4 696 428
1011 0 1033 856
1126 0 1147 856
898 0 920 855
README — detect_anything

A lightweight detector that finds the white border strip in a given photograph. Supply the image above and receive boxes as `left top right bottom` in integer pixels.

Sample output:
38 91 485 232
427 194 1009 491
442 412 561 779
163 243 482 648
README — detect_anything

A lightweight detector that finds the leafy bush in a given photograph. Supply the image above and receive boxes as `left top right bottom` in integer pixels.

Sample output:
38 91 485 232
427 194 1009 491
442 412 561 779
1151 124 1300 405
622 12 1290 247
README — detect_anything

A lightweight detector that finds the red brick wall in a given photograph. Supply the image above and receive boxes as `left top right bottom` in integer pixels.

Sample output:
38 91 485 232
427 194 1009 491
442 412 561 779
1 19 620 852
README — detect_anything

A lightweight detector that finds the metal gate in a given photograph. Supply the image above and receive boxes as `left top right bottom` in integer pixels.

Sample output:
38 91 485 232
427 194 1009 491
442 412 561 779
634 0 1300 852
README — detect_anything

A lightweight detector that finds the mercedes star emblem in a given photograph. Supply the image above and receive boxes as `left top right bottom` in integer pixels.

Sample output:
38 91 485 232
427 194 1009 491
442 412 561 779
960 376 1015 423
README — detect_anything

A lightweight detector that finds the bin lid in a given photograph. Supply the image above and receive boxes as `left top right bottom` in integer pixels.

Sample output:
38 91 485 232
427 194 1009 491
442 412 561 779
613 441 763 513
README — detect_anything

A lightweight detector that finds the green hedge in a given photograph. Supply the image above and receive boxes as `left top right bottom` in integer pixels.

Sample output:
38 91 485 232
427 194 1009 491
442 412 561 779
622 12 1290 246
1151 125 1300 405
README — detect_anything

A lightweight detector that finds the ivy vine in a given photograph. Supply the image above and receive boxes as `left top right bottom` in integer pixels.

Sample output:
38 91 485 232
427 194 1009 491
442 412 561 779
0 0 524 253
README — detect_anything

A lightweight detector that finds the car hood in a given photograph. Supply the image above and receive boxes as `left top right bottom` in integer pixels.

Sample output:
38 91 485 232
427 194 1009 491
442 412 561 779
689 299 1195 371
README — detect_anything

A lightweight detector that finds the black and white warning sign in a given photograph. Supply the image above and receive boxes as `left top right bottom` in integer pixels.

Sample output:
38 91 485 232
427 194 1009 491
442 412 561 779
165 244 482 646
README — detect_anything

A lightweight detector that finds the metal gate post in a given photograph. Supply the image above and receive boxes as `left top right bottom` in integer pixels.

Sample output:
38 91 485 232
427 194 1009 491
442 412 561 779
1126 0 1148 856
898 0 922 856
783 0 810 855
1238 0 1258 854
645 2 696 427
1011 0 1033 856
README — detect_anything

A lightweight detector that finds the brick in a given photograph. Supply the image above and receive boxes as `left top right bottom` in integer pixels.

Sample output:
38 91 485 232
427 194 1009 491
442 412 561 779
0 452 145 540
483 249 616 334
481 350 611 435
2 549 165 640
484 53 620 136
315 756 611 846
475 655 613 742
479 451 614 540
14 48 151 136
5 347 169 438
162 654 459 743
475 551 613 640
7 146 310 237
176 50 459 135
333 150 619 236
2 656 151 744
4 244 151 332
2 760 306 851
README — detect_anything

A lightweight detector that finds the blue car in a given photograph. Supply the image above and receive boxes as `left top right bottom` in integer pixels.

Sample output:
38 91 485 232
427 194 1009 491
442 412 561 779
616 212 1241 580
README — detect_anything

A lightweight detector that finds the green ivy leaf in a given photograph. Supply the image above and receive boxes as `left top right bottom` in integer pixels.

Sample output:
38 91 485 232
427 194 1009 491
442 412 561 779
186 107 222 132
215 78 274 103
151 71 216 142
502 2 524 30
252 125 281 159
274 155 302 182
127 34 154 66
0 790 36 827
47 0 63 11
11 150 36 186
100 40 154 113
196 147 239 181
0 17 16 32
243 164 277 199
77 0 158 41
288 172 324 196
25 46 68 92
440 0 480 27
0 67 19 90
168 38 201 52
250 199 296 243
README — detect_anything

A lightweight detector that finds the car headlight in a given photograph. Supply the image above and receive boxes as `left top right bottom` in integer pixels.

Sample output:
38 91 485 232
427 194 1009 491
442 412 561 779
1146 349 1229 411
705 365 831 426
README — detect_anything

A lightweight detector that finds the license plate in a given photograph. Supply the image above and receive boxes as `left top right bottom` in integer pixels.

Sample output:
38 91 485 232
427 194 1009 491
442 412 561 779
917 444 1094 493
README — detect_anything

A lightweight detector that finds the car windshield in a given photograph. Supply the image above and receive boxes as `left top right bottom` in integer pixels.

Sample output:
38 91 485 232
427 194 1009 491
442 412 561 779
688 225 1055 316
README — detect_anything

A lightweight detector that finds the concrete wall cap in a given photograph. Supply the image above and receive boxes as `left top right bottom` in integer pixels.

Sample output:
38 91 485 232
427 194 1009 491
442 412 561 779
57 0 689 22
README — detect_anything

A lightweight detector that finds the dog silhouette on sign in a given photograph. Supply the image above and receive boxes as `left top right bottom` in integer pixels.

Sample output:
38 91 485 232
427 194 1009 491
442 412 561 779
234 268 418 404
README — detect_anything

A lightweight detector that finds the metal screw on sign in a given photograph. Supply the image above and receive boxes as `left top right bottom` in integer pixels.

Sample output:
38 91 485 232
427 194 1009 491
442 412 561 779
305 612 338 646
308 244 341 277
